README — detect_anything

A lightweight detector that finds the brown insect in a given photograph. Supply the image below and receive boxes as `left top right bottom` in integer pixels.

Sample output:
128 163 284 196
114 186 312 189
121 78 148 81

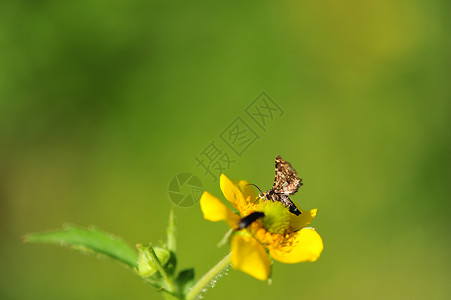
251 156 302 216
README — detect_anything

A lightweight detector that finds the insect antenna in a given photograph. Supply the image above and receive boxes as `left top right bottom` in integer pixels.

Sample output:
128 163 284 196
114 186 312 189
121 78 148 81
246 183 263 194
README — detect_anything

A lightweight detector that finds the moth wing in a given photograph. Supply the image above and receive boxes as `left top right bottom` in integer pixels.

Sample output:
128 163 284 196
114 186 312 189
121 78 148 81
272 155 303 195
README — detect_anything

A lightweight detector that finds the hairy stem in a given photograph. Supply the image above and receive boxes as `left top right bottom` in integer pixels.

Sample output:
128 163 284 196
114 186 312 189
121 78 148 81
185 253 231 300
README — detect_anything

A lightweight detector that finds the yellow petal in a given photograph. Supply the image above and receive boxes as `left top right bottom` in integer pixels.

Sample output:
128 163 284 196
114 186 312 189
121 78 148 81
269 228 323 263
200 191 240 229
289 208 318 231
231 235 271 281
233 179 257 201
220 174 253 213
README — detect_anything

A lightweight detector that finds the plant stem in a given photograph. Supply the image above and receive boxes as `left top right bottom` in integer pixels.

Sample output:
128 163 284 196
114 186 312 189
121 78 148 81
185 253 231 300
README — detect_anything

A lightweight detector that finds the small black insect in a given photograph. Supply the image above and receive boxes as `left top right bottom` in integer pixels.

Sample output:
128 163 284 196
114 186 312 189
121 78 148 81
238 211 265 230
255 156 303 216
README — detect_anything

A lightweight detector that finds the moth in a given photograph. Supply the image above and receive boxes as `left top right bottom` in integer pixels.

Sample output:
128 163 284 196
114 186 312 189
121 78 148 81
239 156 303 230
255 155 302 216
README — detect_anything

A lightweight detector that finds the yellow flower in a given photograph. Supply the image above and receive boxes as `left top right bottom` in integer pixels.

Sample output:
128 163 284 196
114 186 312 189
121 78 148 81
200 174 323 281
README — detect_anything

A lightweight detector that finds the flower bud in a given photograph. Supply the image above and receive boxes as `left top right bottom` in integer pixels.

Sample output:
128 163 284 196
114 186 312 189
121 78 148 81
136 244 170 277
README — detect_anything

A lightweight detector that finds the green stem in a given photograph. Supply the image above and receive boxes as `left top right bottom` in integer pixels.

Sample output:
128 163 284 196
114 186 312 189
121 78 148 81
185 253 231 300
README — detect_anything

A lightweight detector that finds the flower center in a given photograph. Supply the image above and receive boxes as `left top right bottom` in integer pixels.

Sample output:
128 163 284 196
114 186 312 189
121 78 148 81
252 200 292 235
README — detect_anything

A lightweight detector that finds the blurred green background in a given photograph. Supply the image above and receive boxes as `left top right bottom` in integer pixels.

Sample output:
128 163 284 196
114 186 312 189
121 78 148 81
1 0 450 299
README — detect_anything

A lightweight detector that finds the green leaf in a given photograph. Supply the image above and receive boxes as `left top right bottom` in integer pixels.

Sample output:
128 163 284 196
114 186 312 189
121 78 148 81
165 251 177 277
176 268 195 296
24 224 138 269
